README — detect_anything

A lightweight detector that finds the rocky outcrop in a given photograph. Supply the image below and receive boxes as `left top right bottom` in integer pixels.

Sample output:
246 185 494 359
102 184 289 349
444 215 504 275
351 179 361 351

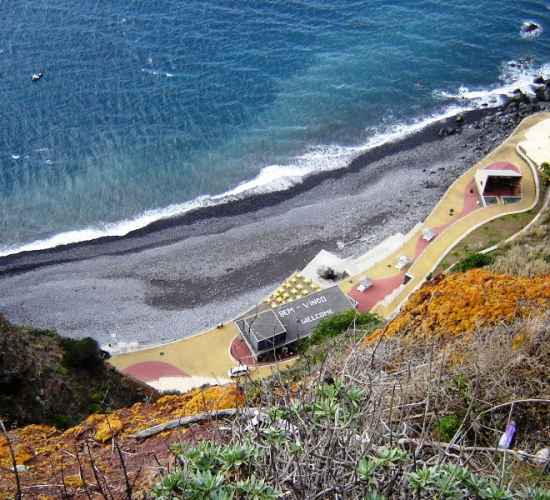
535 83 550 102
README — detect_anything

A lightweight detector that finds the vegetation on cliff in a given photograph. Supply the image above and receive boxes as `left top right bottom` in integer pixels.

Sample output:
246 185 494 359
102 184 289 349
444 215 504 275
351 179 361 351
0 384 243 497
368 268 550 342
2 191 550 499
0 315 157 429
147 311 549 499
490 207 550 277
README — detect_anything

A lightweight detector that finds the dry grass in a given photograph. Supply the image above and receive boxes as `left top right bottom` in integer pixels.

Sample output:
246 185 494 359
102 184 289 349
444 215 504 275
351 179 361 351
490 208 550 277
149 314 550 498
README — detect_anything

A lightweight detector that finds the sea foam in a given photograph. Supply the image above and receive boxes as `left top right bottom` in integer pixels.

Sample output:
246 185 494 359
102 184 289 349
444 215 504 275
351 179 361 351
0 104 468 257
2 57 548 258
433 60 550 108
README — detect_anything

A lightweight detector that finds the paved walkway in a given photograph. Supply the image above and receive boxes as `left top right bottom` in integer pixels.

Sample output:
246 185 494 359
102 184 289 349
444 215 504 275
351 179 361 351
111 319 294 383
341 113 544 319
110 113 547 387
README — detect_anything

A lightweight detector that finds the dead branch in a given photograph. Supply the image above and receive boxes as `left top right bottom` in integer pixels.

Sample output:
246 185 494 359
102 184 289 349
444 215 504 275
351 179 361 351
131 407 262 439
0 420 21 500
114 438 133 499
399 438 540 462
475 399 550 419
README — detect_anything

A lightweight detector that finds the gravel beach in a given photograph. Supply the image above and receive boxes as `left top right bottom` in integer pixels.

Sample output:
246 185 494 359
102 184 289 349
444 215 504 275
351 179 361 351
1 103 547 347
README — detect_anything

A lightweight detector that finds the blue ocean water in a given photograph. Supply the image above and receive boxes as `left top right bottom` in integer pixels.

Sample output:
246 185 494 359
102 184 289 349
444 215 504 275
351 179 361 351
1 0 549 255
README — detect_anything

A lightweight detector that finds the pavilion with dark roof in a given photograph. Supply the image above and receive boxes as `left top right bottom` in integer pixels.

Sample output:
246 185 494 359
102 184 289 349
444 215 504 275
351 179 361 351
475 162 522 206
235 286 353 361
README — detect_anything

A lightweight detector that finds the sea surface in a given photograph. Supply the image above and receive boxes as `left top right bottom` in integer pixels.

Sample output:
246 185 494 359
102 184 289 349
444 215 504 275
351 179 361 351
1 0 549 256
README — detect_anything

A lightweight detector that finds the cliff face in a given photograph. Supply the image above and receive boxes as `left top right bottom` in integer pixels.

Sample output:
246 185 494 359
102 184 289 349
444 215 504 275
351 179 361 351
0 315 157 429
0 385 243 497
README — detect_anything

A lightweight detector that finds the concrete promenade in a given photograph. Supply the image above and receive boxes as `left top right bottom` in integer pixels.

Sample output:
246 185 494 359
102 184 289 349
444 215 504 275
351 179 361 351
110 113 548 387
342 113 545 319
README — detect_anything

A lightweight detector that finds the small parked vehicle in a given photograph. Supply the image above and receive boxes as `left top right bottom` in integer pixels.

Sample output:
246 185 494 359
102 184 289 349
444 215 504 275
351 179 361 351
228 364 249 378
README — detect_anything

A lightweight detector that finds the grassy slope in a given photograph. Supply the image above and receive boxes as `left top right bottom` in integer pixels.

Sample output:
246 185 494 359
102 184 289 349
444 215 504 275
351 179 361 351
490 206 550 276
435 185 548 274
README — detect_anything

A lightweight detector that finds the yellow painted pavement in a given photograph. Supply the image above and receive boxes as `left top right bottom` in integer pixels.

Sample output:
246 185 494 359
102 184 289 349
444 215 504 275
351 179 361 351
111 113 547 381
110 321 294 379
341 113 544 318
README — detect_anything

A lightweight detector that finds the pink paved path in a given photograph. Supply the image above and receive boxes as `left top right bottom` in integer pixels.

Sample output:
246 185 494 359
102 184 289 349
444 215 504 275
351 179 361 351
350 273 405 313
123 361 188 382
460 179 481 216
414 180 480 256
415 224 445 256
230 337 257 366
350 177 481 313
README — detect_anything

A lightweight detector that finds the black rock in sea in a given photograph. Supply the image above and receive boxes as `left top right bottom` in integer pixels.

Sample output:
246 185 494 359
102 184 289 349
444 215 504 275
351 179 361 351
523 22 541 33
535 85 550 102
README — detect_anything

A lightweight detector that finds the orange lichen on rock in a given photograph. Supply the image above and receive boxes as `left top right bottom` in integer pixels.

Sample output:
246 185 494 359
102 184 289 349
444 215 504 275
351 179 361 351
94 414 123 442
63 474 85 488
122 384 244 435
0 442 34 468
0 384 243 498
365 269 550 343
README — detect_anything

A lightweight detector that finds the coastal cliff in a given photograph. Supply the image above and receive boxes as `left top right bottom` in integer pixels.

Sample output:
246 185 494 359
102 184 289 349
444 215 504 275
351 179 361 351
0 316 157 429
1 207 549 498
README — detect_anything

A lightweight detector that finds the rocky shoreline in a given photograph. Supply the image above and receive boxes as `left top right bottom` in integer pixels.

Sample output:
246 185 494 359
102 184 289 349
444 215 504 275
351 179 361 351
1 89 549 346
3 74 550 276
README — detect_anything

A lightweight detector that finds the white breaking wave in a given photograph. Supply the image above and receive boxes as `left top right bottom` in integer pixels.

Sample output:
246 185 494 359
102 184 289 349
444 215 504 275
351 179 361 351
0 104 472 258
141 68 175 78
433 59 550 108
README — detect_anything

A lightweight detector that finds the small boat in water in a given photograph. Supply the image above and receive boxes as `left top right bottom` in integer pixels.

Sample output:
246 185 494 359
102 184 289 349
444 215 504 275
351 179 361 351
31 72 44 82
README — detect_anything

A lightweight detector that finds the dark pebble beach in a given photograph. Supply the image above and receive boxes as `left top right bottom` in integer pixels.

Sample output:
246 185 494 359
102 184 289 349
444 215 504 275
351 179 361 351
1 96 548 348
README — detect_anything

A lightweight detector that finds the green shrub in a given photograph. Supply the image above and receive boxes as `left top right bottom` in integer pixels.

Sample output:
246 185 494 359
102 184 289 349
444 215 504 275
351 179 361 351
54 364 69 376
90 389 105 404
304 310 381 349
88 403 102 414
26 327 58 338
153 440 280 499
541 162 550 185
454 252 495 273
52 414 71 429
434 414 461 442
61 337 103 370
